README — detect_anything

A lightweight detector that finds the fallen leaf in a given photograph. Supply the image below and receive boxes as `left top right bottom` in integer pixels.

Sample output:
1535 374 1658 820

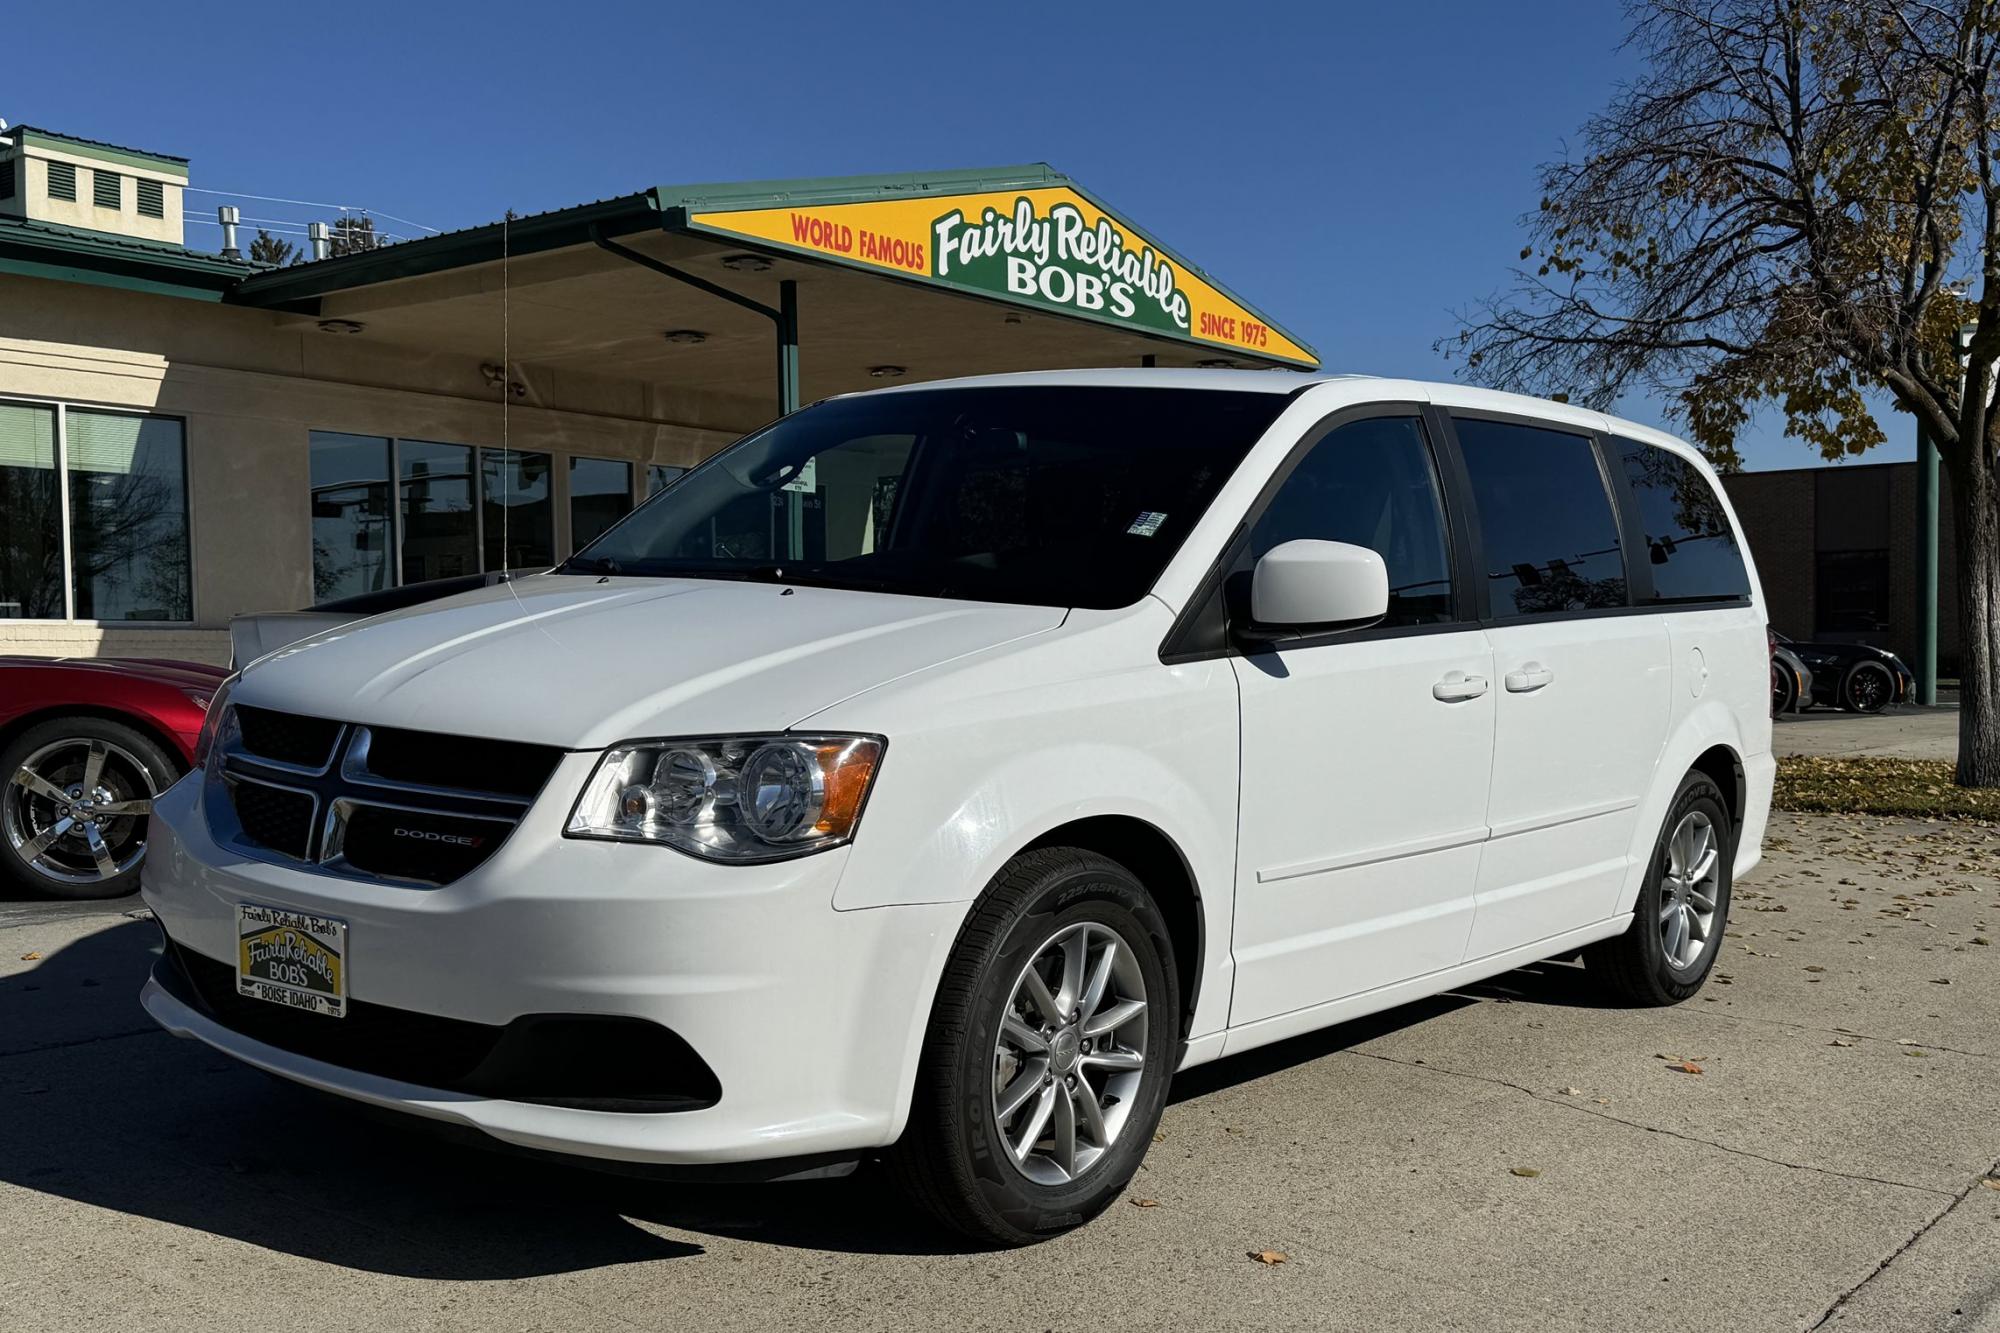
1248 1250 1287 1266
1670 1060 1704 1075
1904 1049 1930 1058
1130 1198 1161 1208
1979 1178 2000 1191
19 951 40 961
1828 1038 1857 1047
1557 1087 1585 1096
1804 965 1826 973
1509 1167 1542 1178
1896 1039 1923 1046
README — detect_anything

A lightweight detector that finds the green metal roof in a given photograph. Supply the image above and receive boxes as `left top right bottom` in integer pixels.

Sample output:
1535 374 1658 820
0 216 251 301
9 126 190 177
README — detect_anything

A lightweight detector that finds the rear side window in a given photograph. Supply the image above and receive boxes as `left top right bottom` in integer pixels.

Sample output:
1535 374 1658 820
1610 438 1751 604
1454 417 1628 618
1248 416 1455 626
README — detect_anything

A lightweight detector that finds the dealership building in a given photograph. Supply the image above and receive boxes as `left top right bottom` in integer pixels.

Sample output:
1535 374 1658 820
0 125 1317 664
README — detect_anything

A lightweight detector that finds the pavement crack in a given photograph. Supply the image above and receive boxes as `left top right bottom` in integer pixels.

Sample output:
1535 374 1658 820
1805 1150 2000 1331
1342 1047 1955 1198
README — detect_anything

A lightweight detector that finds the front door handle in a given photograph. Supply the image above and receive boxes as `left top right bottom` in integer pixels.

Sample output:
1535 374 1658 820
1432 671 1489 702
1505 662 1555 693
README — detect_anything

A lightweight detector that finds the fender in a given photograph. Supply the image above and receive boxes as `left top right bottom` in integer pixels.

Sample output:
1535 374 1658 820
1610 695 1756 919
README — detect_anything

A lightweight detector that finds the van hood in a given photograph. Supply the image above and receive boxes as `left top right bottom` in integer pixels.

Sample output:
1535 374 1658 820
235 574 1066 748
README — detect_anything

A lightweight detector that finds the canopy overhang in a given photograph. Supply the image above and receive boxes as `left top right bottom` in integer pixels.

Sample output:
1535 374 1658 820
224 166 1317 413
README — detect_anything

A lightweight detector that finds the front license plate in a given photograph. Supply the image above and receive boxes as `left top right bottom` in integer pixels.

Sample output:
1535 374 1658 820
236 903 347 1018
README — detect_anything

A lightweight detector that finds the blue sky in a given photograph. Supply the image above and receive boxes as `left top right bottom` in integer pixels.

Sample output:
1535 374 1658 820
11 1 1911 470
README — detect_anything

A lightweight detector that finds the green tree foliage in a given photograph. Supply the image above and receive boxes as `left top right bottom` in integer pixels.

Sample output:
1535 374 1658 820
247 228 299 267
1446 0 2000 787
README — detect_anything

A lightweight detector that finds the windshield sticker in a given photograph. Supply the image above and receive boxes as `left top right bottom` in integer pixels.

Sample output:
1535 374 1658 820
1127 511 1168 537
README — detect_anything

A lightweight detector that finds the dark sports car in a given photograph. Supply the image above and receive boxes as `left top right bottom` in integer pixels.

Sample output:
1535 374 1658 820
1773 632 1914 714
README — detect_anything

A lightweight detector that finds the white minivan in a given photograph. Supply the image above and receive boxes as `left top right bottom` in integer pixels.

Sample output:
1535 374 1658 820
140 370 1773 1244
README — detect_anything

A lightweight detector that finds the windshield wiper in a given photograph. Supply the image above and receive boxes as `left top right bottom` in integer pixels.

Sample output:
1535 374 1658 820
560 555 623 576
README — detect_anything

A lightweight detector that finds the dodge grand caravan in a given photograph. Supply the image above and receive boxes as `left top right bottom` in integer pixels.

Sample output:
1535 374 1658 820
140 370 1774 1244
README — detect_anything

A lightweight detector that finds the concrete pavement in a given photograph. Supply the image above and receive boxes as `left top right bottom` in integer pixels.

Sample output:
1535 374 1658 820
1 812 1995 1332
1774 703 1962 762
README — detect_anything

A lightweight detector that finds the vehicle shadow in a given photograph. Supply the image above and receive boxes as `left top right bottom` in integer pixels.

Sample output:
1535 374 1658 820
1 920 1610 1275
0 918 965 1273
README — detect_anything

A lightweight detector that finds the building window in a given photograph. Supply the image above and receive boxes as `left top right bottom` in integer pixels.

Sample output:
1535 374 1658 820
480 447 553 571
311 433 647 596
309 432 394 601
46 160 77 202
93 169 122 210
0 158 16 201
136 178 164 219
0 401 192 622
399 440 477 585
0 402 63 619
66 411 191 620
646 464 687 496
1815 549 1892 636
570 456 633 550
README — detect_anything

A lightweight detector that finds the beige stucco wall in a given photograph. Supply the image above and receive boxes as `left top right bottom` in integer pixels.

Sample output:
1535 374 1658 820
0 270 753 664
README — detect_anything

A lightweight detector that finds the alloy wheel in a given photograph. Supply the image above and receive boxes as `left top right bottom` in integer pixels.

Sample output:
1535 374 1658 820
4 739 159 887
992 921 1150 1186
1659 810 1720 970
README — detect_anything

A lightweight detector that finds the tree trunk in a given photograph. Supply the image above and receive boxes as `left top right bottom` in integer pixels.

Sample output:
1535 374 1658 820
1954 453 2000 786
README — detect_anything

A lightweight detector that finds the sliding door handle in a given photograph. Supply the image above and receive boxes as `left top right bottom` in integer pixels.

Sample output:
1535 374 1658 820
1432 671 1489 702
1505 662 1555 692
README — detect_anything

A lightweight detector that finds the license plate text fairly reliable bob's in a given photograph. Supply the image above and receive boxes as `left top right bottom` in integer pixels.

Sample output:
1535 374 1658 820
236 903 347 1018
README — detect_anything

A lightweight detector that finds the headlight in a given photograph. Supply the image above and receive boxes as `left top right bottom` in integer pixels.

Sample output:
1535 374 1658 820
191 673 240 769
566 734 884 862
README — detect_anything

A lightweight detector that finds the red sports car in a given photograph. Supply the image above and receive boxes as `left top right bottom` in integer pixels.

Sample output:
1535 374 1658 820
1 656 226 900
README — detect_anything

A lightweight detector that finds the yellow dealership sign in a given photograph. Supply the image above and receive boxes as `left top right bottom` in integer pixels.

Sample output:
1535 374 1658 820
683 185 1317 368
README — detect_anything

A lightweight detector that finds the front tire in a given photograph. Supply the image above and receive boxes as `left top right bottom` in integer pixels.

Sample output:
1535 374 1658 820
1584 772 1732 1005
891 848 1179 1246
1 716 177 900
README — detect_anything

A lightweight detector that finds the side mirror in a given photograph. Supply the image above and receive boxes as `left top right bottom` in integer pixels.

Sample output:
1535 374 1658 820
1246 539 1389 637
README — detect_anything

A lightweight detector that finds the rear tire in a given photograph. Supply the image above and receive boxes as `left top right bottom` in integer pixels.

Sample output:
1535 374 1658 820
890 847 1179 1246
1584 772 1732 1006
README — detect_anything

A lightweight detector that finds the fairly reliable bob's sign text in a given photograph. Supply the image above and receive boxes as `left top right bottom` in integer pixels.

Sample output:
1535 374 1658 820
684 186 1316 367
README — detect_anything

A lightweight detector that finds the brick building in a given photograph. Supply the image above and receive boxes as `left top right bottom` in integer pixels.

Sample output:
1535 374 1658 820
1722 461 1958 671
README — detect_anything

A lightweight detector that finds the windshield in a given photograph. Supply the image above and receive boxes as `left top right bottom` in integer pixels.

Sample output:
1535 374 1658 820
562 385 1291 608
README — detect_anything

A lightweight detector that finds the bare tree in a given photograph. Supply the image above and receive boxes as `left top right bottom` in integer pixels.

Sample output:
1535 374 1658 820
1445 0 2000 786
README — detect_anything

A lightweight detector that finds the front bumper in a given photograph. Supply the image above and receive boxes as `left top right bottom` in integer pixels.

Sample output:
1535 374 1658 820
138 757 962 1166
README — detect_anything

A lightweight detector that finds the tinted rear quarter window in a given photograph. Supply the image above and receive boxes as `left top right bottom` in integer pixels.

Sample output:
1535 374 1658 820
1610 438 1751 604
1453 417 1628 617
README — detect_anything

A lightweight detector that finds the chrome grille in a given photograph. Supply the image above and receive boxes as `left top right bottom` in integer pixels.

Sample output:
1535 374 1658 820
205 708 561 887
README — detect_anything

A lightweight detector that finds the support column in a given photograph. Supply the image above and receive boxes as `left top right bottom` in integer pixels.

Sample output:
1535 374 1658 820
777 280 800 415
1916 421 1940 706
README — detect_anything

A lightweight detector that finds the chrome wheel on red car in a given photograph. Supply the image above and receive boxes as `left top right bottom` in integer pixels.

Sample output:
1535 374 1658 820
2 718 176 900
